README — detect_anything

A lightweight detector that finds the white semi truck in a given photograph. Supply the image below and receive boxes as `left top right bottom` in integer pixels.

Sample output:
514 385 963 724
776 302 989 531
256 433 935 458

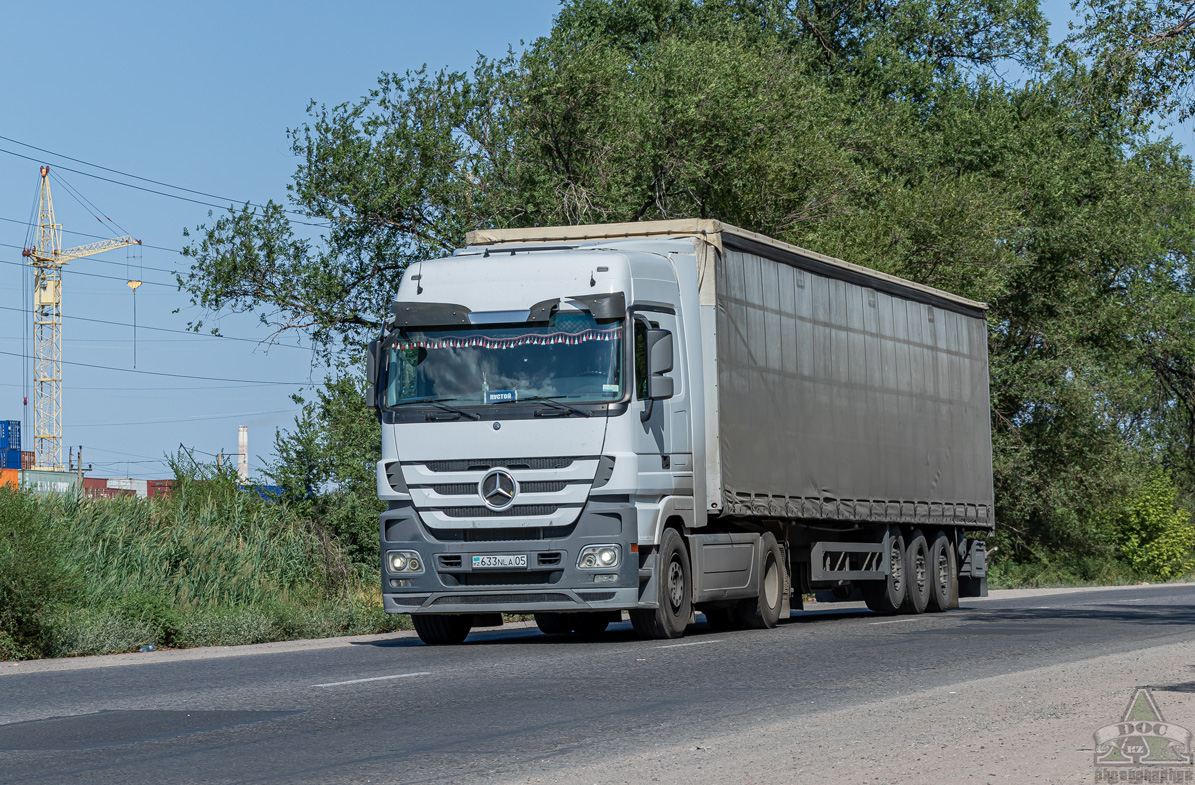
367 220 993 645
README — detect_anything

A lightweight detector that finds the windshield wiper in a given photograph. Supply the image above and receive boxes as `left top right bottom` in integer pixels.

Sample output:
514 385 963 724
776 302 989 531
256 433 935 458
392 397 481 420
493 395 592 417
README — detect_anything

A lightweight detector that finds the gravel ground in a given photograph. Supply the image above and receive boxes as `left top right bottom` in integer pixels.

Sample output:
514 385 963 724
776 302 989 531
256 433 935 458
499 637 1195 785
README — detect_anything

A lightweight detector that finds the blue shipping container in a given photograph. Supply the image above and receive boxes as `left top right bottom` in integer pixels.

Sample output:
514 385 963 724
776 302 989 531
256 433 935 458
0 449 21 470
0 421 19 451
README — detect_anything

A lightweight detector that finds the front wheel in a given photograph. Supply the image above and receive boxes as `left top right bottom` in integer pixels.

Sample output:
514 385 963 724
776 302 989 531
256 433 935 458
630 528 691 640
412 614 473 645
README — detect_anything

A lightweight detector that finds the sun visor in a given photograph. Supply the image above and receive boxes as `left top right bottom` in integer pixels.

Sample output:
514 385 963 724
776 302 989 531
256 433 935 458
527 292 626 322
389 302 472 327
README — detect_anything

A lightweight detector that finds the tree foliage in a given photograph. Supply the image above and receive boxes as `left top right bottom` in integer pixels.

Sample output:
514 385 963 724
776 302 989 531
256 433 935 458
1068 0 1195 124
181 0 1195 564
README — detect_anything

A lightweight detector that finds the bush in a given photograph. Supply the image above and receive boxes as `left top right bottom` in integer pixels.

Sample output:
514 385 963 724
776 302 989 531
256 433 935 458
112 592 185 647
0 488 77 658
1115 471 1195 580
42 607 157 658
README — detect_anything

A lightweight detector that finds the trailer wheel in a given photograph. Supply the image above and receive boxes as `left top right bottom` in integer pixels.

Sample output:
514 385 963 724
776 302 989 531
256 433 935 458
630 528 691 639
902 529 931 614
737 533 784 629
926 530 958 612
534 613 574 635
412 614 472 645
863 529 906 615
702 605 743 632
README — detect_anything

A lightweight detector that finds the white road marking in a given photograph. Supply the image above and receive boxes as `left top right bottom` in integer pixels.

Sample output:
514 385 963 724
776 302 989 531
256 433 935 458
312 671 431 688
656 640 723 649
869 618 923 625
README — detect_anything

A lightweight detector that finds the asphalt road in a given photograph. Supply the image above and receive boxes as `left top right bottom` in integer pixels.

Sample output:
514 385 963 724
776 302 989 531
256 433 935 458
1 584 1193 784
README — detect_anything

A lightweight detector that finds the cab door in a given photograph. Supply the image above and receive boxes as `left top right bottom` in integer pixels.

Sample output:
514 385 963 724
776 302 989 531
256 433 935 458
631 308 692 495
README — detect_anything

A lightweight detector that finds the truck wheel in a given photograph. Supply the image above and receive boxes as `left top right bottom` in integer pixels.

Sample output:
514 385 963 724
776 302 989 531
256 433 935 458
737 533 784 629
902 529 931 614
702 605 743 632
535 613 574 635
630 528 691 639
412 614 472 645
927 530 958 612
863 529 906 615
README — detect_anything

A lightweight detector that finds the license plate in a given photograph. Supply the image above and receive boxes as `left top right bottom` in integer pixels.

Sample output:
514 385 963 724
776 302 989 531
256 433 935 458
472 554 528 569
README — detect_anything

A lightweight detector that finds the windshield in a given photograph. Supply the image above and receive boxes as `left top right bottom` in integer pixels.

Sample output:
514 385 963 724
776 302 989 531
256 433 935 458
383 311 625 407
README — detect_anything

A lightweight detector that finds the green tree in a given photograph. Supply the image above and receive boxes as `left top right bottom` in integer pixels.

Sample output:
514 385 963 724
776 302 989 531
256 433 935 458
1068 0 1195 124
178 0 1195 565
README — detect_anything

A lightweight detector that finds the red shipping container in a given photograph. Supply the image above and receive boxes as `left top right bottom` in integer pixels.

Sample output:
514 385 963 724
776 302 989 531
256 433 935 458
21 451 34 470
81 477 134 500
147 479 175 498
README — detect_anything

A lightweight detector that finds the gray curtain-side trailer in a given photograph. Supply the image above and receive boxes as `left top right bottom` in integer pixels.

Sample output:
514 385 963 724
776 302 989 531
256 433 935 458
467 220 994 617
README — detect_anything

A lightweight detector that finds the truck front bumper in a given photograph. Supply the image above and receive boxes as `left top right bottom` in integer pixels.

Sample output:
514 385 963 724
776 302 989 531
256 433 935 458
380 498 641 614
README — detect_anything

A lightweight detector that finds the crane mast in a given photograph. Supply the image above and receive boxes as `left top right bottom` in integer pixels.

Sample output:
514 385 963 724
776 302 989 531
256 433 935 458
22 166 139 470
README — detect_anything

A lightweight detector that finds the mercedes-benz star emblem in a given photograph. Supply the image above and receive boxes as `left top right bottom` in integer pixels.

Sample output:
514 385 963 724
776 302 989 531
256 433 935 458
479 468 518 510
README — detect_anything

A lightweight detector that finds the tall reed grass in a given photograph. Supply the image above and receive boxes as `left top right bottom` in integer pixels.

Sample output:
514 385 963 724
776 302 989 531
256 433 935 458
1 461 401 660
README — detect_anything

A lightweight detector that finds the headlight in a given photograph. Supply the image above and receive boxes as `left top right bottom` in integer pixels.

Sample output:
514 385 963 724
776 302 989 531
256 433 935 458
578 544 621 570
387 550 424 574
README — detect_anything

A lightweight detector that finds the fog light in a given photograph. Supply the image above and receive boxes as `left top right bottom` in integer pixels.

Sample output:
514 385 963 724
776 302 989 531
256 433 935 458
594 574 617 583
578 544 621 570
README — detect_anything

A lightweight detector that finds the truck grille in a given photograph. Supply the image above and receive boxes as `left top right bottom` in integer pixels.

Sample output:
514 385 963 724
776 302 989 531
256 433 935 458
439 504 560 518
422 457 579 472
450 572 561 586
429 480 568 496
430 593 573 605
424 523 578 542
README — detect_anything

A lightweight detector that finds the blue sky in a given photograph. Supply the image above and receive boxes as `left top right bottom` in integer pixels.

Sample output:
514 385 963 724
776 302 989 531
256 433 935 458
0 1 561 479
0 1 1188 480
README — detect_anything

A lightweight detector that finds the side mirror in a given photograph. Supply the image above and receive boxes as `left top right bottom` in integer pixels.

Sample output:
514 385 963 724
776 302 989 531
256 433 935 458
365 339 380 409
646 329 674 401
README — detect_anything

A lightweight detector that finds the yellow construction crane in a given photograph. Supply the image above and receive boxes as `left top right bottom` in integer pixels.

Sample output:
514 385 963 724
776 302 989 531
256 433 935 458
22 166 139 471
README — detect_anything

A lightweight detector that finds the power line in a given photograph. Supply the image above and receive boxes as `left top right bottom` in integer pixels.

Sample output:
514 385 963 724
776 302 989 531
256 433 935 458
0 303 309 349
0 240 177 275
0 348 314 385
0 133 291 213
0 256 174 287
69 407 300 427
0 145 331 227
0 215 183 255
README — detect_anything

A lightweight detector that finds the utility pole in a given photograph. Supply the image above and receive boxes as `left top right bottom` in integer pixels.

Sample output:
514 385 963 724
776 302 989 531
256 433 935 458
238 426 248 482
76 445 83 499
23 167 139 470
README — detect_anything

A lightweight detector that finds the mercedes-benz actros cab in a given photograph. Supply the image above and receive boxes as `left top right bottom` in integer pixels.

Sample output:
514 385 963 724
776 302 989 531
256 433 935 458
367 220 993 645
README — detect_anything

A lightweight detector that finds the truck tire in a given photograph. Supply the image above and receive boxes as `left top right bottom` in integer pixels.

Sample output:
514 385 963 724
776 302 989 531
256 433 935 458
702 605 743 632
630 528 691 640
535 613 574 635
737 532 784 629
902 529 931 614
863 528 906 615
412 614 472 645
927 530 958 612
